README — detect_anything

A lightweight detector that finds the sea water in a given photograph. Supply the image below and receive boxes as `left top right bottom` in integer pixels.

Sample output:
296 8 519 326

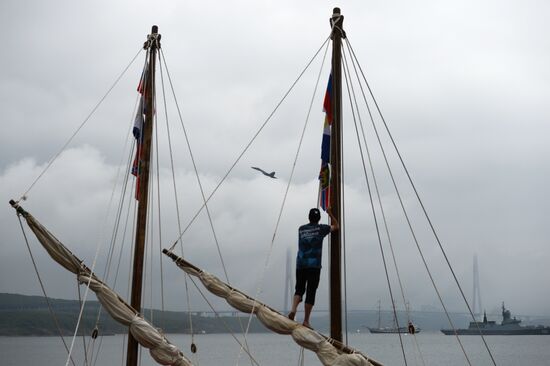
1 332 549 365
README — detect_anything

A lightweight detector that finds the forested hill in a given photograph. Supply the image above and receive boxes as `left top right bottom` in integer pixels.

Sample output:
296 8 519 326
0 293 101 311
3 293 549 336
0 293 266 336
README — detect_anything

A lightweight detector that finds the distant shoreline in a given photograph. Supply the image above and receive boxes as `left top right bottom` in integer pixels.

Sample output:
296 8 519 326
2 293 549 336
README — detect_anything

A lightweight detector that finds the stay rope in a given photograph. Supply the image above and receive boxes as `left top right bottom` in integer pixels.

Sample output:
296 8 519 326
13 48 146 364
16 215 77 366
343 41 429 365
167 35 332 252
235 36 331 365
159 49 249 361
345 35 497 365
77 285 90 366
161 34 331 363
63 210 111 366
153 83 167 325
147 54 159 325
297 348 305 366
341 134 349 345
160 48 232 283
343 40 428 366
90 59 146 366
18 48 144 202
340 43 409 366
91 148 136 366
185 274 262 366
160 34 331 366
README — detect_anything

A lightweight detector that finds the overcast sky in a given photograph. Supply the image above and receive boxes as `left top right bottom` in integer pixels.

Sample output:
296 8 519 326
1 0 549 319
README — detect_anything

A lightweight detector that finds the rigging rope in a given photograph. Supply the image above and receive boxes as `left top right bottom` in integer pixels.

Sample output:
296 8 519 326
185 275 262 366
147 172 155 322
236 36 331 365
77 284 90 366
153 95 166 326
160 49 257 363
159 50 260 365
63 222 110 366
160 49 231 283
16 215 77 366
343 40 428 366
340 43 409 366
340 110 349 346
145 50 160 326
167 35 332 252
105 140 137 285
89 78 143 366
347 36 496 366
91 145 137 366
345 36 493 365
103 57 146 286
14 47 146 364
19 48 144 202
14 50 147 366
89 95 140 359
160 48 256 364
159 33 332 366
159 36 332 365
59 131 133 366
295 347 306 366
157 51 197 346
343 42 425 366
108 147 137 293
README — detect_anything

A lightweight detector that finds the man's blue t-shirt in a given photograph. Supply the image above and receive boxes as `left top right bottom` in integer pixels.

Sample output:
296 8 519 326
296 223 331 269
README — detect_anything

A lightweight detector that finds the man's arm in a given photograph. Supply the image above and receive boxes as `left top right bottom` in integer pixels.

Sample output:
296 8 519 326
327 209 339 232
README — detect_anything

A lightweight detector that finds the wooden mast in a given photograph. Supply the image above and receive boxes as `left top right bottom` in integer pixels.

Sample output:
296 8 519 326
329 7 345 343
126 25 160 366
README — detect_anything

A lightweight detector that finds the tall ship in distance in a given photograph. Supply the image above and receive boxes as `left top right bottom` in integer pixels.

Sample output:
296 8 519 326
367 301 421 334
441 303 550 335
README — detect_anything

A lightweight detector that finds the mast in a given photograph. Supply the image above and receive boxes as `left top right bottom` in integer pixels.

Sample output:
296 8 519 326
126 25 160 366
329 7 345 343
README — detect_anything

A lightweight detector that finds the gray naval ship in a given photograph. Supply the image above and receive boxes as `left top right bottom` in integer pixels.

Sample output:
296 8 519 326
442 303 550 335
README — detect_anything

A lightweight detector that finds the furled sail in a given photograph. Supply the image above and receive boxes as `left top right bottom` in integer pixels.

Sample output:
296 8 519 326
10 201 193 366
163 249 383 366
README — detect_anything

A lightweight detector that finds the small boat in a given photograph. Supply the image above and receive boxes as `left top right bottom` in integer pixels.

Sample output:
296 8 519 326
441 303 550 335
367 301 421 334
368 324 421 335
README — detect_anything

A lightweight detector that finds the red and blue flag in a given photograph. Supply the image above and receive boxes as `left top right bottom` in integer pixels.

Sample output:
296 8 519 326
131 62 149 200
319 74 332 211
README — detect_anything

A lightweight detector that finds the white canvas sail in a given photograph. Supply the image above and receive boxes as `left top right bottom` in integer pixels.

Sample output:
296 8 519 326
163 249 382 366
11 201 193 366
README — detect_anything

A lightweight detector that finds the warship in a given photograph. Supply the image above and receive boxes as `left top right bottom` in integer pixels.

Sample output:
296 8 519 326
441 303 550 335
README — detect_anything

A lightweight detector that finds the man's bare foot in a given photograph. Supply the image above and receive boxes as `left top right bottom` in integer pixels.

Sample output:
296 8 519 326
288 311 296 321
302 321 312 329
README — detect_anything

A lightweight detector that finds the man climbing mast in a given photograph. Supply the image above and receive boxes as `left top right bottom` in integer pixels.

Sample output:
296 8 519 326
289 208 339 328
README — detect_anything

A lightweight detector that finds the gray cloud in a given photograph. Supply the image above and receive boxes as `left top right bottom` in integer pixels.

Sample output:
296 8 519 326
1 0 549 318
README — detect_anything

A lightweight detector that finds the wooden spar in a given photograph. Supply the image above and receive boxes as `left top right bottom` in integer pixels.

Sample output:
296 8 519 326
126 25 160 366
329 7 345 343
162 249 385 366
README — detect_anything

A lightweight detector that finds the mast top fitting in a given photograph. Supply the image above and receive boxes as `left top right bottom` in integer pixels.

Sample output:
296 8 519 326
143 25 161 50
330 8 346 39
